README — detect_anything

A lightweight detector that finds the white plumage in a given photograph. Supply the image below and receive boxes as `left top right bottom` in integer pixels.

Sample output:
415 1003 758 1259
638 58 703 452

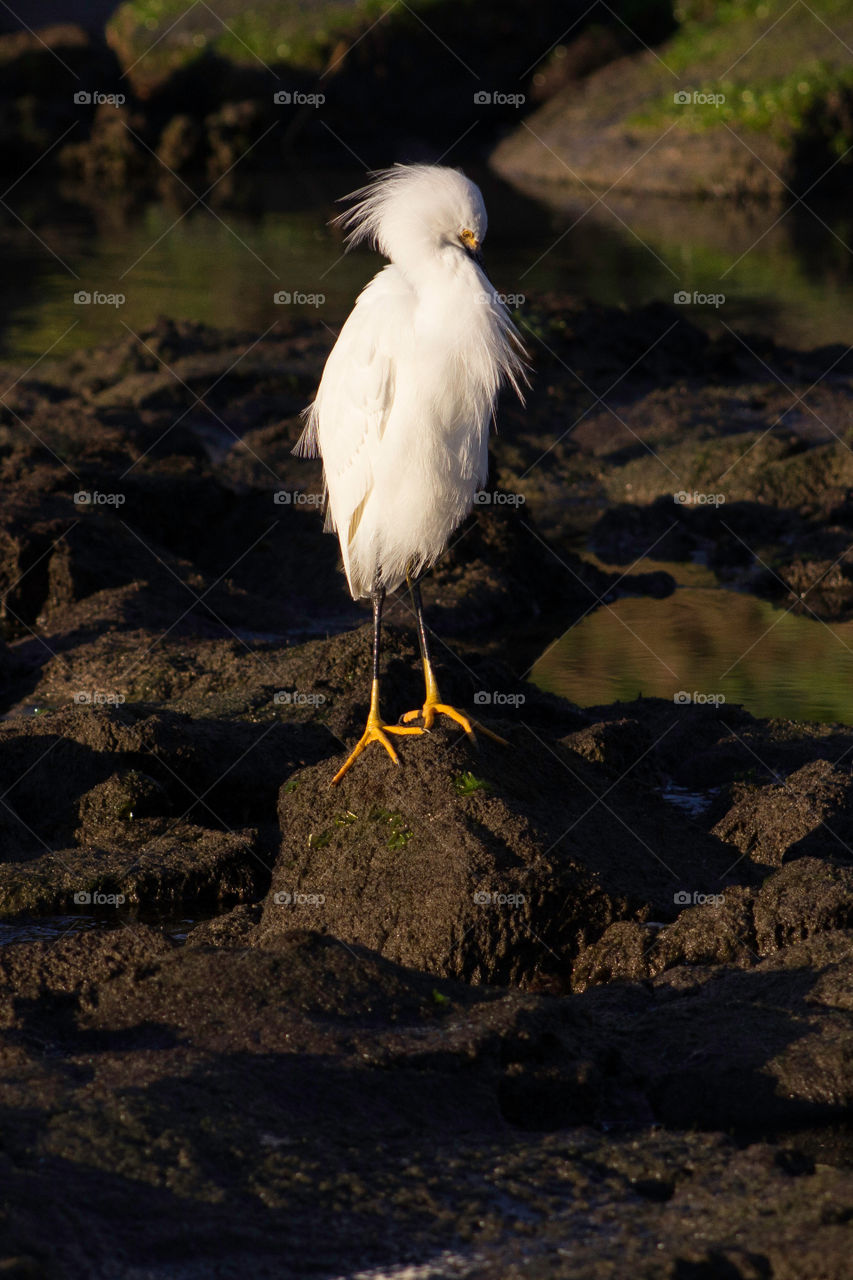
295 163 526 598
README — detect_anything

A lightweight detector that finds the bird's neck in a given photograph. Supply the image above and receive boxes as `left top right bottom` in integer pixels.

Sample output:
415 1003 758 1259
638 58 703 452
398 247 483 308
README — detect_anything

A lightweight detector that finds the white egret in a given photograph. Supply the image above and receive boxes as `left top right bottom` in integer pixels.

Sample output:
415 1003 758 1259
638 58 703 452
295 164 526 784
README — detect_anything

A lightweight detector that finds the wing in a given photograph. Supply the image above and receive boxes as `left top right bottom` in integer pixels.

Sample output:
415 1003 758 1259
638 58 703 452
295 266 411 594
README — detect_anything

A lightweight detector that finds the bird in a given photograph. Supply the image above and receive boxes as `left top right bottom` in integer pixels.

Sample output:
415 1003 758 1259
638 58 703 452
295 163 526 785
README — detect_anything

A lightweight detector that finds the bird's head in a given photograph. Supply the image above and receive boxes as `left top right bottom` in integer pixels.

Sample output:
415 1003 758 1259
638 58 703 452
337 164 488 277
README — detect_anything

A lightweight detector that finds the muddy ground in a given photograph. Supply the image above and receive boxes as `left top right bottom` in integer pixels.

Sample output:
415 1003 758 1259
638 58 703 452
0 297 852 1277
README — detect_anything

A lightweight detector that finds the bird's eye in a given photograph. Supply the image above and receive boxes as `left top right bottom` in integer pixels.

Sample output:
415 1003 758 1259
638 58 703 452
459 228 480 253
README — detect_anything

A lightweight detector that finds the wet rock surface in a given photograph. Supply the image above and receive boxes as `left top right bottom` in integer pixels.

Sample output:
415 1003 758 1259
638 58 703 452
1 923 852 1278
1 308 852 1275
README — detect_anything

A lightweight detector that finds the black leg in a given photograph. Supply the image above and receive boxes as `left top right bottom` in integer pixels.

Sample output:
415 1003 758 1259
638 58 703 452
406 569 432 672
371 569 385 688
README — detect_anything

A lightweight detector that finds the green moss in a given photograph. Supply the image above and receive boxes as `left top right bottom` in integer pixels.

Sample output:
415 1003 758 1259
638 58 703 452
634 60 853 153
367 806 412 850
614 0 853 167
109 0 476 80
453 772 492 796
386 828 412 851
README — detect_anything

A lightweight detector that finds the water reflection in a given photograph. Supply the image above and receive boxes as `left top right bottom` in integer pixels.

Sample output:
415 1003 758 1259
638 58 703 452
533 569 853 724
2 167 853 364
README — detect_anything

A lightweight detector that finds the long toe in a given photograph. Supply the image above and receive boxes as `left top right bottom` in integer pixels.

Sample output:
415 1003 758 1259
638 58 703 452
432 703 476 739
330 721 423 785
401 705 436 730
467 717 509 747
402 701 507 745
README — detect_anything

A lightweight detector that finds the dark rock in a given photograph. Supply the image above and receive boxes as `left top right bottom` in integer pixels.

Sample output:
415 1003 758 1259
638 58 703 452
0 24 120 166
184 901 261 948
259 650 740 986
713 759 853 868
650 885 758 971
753 859 853 955
561 716 658 784
0 705 331 915
0 925 852 1276
571 920 655 991
156 112 204 172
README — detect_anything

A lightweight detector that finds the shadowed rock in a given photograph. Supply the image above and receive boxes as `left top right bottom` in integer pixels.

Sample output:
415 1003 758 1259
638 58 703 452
713 759 853 867
259 659 742 987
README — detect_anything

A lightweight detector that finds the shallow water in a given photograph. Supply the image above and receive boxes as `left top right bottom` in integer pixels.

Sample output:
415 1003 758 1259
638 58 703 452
533 558 853 725
2 168 852 363
0 912 197 946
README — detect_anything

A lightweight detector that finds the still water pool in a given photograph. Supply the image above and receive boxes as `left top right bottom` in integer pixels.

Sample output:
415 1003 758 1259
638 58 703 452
2 166 852 360
533 559 853 725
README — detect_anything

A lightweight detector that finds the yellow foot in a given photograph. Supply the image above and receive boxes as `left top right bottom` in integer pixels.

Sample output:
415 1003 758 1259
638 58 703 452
402 700 508 746
331 717 423 786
